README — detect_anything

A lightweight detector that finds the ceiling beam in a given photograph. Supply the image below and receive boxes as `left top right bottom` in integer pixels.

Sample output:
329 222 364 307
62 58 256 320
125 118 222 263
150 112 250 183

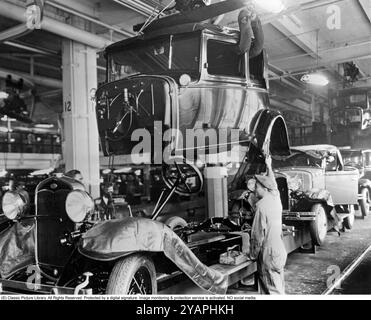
269 63 328 102
0 55 61 72
0 24 31 42
112 0 166 17
268 68 304 93
46 1 134 37
0 68 62 89
358 0 371 23
3 40 59 56
50 0 99 18
0 1 112 49
271 14 318 59
271 39 371 72
270 97 312 118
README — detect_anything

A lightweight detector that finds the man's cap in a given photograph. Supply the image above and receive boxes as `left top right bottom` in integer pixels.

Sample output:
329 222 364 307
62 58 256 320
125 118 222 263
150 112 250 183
254 174 277 191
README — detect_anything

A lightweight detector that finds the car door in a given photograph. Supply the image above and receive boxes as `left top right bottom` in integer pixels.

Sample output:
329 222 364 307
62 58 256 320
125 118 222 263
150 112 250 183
325 150 358 205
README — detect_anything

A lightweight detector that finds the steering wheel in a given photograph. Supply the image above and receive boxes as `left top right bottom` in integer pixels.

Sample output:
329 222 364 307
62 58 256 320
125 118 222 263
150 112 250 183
105 92 138 142
162 157 203 196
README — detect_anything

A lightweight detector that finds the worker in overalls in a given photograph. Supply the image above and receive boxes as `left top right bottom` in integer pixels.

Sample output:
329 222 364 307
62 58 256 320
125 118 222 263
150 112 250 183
249 157 287 294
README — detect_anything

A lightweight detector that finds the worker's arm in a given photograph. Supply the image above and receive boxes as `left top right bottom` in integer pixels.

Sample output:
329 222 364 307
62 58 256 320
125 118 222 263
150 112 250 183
265 155 278 190
249 17 264 58
237 7 264 58
249 205 267 260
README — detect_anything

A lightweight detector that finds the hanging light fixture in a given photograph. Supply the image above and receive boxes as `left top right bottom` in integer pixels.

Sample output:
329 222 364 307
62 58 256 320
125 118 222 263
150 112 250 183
301 29 329 86
301 73 329 86
0 92 9 99
0 169 8 178
253 0 285 13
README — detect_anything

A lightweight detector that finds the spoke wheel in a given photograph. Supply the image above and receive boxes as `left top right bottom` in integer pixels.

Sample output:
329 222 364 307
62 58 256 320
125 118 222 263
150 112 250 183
343 205 355 230
106 254 157 295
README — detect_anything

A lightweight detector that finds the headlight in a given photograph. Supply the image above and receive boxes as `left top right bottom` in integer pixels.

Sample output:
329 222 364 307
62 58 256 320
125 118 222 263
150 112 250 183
65 190 94 223
2 190 29 220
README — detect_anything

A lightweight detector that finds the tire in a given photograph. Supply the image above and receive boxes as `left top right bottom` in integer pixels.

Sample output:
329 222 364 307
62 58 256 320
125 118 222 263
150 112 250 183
106 254 157 295
343 205 355 230
164 216 188 231
309 203 328 246
359 188 370 218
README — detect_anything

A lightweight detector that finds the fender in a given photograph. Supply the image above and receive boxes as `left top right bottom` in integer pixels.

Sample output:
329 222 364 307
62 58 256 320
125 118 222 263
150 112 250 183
293 188 335 217
78 217 228 294
250 109 290 157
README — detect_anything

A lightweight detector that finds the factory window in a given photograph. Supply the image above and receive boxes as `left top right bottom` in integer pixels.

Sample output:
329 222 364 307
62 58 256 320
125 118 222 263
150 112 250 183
207 40 243 78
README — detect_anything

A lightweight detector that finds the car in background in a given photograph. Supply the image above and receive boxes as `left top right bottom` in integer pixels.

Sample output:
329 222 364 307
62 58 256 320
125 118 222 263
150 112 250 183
273 144 359 246
339 148 371 218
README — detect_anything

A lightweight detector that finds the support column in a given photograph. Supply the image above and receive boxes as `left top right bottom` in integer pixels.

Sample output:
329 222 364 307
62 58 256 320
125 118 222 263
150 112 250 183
62 40 100 198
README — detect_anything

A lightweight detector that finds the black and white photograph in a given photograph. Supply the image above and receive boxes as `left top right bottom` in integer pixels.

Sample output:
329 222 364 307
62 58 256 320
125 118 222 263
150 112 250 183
0 0 370 306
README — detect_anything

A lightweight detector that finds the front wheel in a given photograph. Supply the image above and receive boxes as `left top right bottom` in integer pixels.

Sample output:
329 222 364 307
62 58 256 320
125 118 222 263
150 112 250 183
106 254 157 295
359 188 370 218
309 203 328 246
343 205 355 230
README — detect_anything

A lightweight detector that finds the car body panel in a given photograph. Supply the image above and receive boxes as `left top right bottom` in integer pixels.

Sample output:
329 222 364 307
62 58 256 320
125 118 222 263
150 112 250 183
293 145 359 206
340 149 371 194
325 170 358 204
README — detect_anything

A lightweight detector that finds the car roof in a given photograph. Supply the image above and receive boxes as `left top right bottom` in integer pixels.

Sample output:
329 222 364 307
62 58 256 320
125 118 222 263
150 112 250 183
106 23 239 54
293 144 339 153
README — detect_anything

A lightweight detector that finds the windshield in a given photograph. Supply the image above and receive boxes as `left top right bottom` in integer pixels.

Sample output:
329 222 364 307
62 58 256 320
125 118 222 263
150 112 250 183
341 151 363 168
335 90 370 110
349 94 367 103
273 150 323 168
108 34 200 82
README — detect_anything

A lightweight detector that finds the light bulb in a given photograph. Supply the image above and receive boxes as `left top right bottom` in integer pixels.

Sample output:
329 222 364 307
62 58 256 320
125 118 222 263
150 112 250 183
253 0 285 13
301 73 329 86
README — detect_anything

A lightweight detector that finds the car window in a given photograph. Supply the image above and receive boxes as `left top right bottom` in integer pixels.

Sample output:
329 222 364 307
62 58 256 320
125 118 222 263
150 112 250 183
364 152 371 166
325 154 337 171
207 40 243 78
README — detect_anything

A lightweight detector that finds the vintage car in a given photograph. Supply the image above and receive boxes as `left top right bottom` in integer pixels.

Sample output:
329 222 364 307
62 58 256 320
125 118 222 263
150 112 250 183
330 87 371 132
272 144 359 246
0 172 253 295
339 148 371 218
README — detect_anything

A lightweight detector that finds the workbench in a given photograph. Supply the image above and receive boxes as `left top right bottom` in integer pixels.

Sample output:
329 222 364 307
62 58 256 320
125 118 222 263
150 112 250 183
211 260 257 288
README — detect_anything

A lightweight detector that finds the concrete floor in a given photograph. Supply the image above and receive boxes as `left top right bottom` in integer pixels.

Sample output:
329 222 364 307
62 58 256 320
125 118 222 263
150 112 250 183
160 209 371 295
285 209 371 295
331 251 371 295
